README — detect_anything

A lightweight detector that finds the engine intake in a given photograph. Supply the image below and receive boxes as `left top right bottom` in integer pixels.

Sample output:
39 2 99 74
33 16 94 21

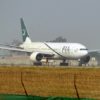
30 52 43 62
80 55 90 64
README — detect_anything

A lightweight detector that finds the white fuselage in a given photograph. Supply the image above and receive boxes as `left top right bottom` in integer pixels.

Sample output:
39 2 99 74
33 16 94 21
20 40 88 60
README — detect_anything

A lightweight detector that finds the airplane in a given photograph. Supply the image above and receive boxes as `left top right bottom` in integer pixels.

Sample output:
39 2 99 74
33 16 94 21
0 18 99 66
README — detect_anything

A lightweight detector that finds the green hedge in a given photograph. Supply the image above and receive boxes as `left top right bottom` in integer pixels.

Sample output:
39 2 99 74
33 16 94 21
0 94 94 100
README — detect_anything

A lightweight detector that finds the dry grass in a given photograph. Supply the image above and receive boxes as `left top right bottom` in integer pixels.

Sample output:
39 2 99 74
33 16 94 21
0 66 99 99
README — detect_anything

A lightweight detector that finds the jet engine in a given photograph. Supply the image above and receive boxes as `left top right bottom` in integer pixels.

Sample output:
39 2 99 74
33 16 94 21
79 55 90 66
30 52 43 62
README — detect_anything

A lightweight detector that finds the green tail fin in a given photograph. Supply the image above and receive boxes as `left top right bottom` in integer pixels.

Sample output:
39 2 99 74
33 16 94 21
20 18 29 42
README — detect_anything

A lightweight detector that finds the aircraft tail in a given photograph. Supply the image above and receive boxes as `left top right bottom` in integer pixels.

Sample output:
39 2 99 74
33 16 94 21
20 18 30 42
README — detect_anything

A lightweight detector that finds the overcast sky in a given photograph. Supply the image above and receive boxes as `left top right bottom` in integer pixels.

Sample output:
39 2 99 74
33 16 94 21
0 0 100 49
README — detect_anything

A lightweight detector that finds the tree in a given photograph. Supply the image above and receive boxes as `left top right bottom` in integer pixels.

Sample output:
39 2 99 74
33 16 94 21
10 40 23 56
50 36 67 42
11 39 22 46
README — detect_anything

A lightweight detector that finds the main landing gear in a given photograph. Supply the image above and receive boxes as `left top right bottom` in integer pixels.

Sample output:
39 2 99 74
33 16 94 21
33 62 42 66
60 59 69 66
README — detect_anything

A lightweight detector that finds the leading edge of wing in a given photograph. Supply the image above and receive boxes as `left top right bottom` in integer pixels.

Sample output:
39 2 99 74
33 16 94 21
0 46 31 53
88 50 100 54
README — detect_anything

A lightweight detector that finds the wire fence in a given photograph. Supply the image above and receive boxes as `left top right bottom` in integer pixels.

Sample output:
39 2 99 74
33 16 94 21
0 67 99 99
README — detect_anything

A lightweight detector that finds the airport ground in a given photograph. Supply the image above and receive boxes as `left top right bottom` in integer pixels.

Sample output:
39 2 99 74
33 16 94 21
0 55 99 99
0 55 98 66
0 66 99 99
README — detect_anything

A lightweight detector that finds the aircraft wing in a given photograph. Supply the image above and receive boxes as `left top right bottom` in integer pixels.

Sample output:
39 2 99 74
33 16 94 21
0 46 31 53
0 46 55 57
88 50 100 55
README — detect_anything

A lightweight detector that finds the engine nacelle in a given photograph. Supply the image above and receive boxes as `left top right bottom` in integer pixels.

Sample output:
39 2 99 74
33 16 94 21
80 55 90 64
30 52 43 62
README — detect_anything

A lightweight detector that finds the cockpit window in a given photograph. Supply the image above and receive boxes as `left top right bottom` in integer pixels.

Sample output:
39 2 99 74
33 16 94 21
80 48 88 50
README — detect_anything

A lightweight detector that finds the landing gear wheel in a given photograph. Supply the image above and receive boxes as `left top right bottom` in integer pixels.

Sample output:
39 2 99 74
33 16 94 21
60 63 68 66
33 62 42 66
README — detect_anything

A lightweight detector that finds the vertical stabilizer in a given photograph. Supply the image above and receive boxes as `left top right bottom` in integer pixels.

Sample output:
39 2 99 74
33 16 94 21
20 18 30 42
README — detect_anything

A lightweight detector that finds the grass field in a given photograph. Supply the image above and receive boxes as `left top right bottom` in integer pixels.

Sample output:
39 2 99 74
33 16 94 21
0 66 99 99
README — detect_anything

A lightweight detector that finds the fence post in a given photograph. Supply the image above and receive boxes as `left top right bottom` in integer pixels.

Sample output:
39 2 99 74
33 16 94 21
74 74 80 100
21 72 28 96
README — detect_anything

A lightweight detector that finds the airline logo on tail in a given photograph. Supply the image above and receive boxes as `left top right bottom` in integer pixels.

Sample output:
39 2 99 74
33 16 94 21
22 29 26 36
20 18 29 42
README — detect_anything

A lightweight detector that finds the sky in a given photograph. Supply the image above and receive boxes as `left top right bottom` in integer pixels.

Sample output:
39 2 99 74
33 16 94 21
0 0 100 49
